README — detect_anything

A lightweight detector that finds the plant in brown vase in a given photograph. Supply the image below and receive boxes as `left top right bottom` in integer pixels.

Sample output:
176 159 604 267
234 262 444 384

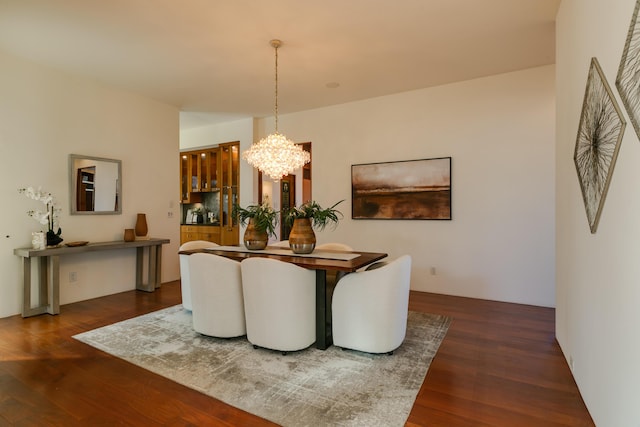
234 202 279 250
284 200 343 254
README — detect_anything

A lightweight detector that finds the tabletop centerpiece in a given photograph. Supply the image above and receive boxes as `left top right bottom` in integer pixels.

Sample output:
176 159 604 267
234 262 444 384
19 186 63 248
284 200 343 254
234 202 279 250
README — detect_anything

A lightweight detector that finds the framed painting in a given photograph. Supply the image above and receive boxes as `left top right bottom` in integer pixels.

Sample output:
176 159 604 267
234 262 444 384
351 157 451 220
575 58 626 233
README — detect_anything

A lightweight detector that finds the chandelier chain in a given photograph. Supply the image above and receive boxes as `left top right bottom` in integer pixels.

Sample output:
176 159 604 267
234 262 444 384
274 42 279 132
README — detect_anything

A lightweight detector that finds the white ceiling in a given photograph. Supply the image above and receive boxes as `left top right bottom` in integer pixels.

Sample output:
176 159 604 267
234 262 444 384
0 0 560 129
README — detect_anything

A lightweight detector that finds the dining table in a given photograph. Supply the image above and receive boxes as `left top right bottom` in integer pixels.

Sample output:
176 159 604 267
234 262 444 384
179 245 388 350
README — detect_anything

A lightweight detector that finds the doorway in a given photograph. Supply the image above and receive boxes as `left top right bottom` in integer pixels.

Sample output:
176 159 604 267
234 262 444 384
300 142 312 204
280 175 296 240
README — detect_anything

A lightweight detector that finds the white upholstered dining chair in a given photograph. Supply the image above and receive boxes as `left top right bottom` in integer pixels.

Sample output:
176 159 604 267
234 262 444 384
179 240 219 311
240 257 316 354
315 242 354 293
332 255 412 354
188 253 246 338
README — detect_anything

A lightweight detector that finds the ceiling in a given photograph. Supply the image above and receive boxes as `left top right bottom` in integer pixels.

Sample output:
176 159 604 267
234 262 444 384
0 0 560 129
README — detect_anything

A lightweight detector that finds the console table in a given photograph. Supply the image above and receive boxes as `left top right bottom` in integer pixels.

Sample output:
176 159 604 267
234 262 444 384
14 238 170 317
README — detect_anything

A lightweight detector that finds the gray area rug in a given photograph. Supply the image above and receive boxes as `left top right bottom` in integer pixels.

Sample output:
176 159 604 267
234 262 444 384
73 306 450 426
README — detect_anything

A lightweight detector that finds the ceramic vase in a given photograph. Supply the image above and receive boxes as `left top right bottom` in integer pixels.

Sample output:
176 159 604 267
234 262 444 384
46 229 63 247
288 218 316 254
124 228 135 242
135 213 149 240
243 218 268 250
32 231 46 250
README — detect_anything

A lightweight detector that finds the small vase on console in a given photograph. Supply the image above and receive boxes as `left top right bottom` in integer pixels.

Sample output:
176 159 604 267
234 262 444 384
46 229 63 247
32 231 46 250
135 213 149 240
124 228 135 242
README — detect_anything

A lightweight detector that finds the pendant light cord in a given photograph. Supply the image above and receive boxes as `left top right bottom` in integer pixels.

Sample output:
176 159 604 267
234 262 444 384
274 42 279 133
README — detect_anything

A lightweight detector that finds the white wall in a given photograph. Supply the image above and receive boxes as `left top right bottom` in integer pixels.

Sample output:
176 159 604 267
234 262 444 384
556 0 640 425
242 66 555 307
0 49 181 319
275 66 556 306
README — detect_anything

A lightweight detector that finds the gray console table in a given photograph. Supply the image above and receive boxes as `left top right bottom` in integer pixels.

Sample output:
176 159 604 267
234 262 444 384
14 238 170 317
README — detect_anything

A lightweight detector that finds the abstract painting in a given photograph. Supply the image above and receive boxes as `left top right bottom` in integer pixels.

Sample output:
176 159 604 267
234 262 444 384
575 58 626 233
352 157 451 220
616 0 640 139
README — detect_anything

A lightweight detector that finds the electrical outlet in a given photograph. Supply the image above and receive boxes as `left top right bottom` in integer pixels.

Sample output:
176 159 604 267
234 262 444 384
168 211 174 218
69 271 78 283
430 267 436 275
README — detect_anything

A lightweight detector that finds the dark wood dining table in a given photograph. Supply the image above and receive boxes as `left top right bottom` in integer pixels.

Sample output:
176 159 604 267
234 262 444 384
179 245 387 350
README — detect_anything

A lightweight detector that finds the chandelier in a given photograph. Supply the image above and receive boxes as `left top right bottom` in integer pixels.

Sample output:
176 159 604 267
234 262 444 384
242 39 310 181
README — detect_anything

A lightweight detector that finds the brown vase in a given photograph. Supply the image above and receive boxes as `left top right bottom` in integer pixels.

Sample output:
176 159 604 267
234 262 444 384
124 228 135 242
288 218 316 254
135 213 149 240
243 218 268 250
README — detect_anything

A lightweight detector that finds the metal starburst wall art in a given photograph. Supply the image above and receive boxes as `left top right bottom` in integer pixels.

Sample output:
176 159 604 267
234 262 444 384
574 58 626 233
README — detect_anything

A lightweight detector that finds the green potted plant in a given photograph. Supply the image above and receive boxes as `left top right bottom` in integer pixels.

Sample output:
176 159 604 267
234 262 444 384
284 200 344 254
234 202 279 250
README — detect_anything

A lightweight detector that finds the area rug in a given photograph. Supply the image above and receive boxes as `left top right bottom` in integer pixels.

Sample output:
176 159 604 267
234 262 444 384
73 306 450 426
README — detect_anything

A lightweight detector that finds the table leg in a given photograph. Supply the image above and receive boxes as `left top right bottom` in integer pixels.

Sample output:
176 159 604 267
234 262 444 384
135 246 153 292
21 257 32 317
148 244 161 289
38 257 47 307
136 244 162 292
315 269 332 350
49 255 60 315
155 244 163 288
22 256 52 317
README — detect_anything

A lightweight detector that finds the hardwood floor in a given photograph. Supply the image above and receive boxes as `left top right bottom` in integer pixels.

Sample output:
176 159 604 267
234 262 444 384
0 282 593 426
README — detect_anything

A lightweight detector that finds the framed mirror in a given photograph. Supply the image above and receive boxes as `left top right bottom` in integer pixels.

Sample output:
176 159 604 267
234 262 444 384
69 154 122 215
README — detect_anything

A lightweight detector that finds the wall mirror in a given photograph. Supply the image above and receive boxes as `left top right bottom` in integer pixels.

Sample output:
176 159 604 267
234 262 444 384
69 154 122 215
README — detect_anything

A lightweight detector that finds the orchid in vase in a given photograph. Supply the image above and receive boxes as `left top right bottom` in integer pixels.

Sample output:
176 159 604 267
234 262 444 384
18 186 63 247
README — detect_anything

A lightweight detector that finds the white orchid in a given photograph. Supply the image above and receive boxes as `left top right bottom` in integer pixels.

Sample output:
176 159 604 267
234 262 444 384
27 209 50 226
19 187 63 245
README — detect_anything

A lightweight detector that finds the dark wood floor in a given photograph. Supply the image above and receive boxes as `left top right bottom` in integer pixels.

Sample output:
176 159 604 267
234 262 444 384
0 281 593 426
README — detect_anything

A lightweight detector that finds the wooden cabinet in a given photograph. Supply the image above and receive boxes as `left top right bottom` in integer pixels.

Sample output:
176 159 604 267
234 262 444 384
180 148 219 203
180 225 200 244
180 141 239 246
199 226 221 243
180 225 221 245
199 149 219 192
220 142 240 246
180 153 189 201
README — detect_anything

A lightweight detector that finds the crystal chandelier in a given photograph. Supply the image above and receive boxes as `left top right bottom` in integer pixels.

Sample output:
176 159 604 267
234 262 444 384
242 39 310 181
